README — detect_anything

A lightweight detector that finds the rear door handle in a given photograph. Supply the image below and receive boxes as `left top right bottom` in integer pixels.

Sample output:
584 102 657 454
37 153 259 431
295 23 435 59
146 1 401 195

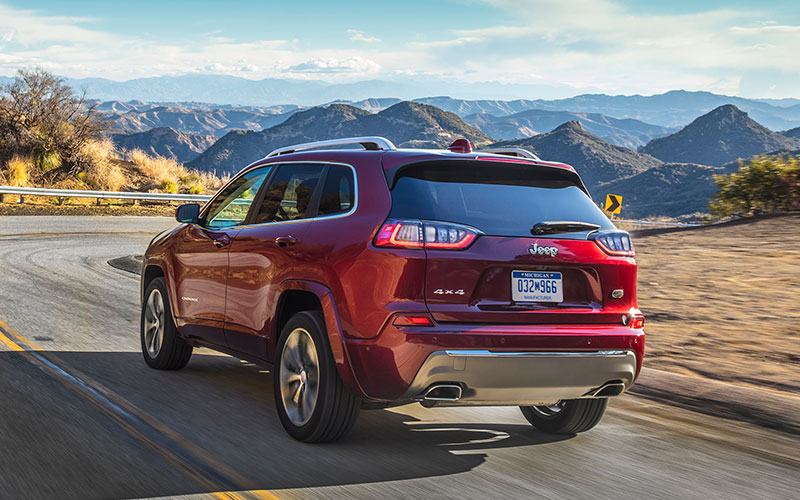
213 234 231 248
275 236 297 248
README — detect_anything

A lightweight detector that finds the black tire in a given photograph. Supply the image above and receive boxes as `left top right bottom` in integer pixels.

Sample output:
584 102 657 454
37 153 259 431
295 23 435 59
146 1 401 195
274 311 360 443
141 277 192 370
520 398 608 434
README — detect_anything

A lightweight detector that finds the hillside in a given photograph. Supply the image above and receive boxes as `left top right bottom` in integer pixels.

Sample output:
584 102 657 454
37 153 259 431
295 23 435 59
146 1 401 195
783 127 800 139
464 109 675 148
640 105 800 166
490 121 661 188
110 127 217 163
596 163 724 217
187 101 491 174
101 101 301 136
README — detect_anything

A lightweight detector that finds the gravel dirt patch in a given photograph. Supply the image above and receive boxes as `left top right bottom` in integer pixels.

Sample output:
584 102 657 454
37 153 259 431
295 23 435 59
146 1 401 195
635 213 800 395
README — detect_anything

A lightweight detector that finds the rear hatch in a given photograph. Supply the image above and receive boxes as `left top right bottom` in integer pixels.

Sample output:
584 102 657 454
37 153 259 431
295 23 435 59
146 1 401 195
386 159 637 325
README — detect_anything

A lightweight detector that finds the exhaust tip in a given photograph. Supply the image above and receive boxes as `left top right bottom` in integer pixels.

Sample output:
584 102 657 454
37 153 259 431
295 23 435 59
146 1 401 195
592 382 626 398
422 384 463 401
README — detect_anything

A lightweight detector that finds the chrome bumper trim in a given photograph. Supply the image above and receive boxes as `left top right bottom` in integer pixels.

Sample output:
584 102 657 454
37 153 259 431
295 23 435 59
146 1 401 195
444 350 630 357
400 349 638 406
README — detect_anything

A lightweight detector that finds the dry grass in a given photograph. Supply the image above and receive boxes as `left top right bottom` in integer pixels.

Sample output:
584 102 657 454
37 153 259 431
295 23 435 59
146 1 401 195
126 148 225 193
82 139 127 191
4 156 31 186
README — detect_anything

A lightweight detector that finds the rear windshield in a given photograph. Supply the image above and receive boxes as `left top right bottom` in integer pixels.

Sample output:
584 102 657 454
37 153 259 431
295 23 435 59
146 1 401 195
389 161 613 237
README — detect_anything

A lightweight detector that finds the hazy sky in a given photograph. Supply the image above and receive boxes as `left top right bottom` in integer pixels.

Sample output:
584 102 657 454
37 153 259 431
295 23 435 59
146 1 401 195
0 0 798 98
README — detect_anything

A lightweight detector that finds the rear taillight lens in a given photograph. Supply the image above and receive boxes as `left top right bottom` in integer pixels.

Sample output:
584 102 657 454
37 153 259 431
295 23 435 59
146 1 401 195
374 219 479 250
374 220 424 248
592 231 635 256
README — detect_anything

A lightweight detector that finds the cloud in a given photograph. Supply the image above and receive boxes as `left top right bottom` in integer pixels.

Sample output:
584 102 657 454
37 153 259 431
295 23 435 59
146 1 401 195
347 29 380 43
288 56 381 74
730 24 800 35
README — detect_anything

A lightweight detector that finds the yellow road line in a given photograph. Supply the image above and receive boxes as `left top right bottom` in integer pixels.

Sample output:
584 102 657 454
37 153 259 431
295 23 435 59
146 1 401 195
0 318 280 500
0 328 24 351
0 319 42 350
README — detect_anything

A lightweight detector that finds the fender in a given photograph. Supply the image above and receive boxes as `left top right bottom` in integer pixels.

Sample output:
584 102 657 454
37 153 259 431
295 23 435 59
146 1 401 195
278 279 369 399
141 256 185 333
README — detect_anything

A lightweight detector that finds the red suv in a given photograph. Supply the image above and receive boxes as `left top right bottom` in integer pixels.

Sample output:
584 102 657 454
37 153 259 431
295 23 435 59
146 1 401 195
141 136 645 443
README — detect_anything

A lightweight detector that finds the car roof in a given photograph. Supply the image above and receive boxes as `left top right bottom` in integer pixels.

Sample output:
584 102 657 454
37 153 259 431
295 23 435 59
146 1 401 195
233 136 586 194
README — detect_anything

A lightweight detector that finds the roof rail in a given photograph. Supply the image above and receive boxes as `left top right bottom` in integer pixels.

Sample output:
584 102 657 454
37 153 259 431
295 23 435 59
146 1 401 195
266 136 397 158
474 147 541 161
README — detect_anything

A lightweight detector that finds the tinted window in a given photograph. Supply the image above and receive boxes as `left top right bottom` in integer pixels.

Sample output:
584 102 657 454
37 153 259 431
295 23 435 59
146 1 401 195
318 165 355 216
204 167 271 228
389 161 613 237
255 164 325 224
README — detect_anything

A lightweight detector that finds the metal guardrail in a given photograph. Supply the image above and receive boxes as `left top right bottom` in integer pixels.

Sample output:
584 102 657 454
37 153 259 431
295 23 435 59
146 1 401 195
614 219 701 228
0 185 212 205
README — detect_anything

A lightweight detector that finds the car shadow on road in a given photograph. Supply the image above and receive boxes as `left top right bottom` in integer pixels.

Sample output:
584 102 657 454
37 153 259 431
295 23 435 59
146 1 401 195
1 349 573 499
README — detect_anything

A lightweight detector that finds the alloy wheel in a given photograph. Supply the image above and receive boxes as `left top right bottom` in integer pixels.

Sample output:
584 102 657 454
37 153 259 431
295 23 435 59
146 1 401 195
279 328 320 426
143 288 165 358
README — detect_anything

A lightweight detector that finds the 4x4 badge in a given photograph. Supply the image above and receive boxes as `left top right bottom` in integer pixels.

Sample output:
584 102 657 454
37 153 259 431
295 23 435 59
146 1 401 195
433 289 465 295
529 243 558 257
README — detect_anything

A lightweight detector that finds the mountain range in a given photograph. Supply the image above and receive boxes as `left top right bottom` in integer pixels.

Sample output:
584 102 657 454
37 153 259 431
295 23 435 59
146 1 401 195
27 73 800 129
463 110 676 149
381 92 800 131
186 101 491 173
97 99 675 149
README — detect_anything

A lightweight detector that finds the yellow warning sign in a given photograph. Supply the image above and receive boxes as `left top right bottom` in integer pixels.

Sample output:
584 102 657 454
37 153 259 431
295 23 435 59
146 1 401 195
605 194 622 214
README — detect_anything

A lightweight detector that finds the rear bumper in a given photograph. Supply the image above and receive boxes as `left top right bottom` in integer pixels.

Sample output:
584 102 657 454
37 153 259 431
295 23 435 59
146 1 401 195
398 349 637 406
344 321 645 402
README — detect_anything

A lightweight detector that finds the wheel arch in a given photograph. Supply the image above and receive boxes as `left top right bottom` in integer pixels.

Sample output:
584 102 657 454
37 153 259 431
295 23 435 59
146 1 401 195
275 280 367 398
141 258 182 329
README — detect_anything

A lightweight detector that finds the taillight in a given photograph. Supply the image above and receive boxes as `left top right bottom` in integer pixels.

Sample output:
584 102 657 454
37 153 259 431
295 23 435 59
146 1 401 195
374 219 480 250
592 231 635 256
374 220 423 248
625 310 645 329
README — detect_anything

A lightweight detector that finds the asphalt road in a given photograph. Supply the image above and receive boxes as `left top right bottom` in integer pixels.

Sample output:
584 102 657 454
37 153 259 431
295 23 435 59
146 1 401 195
0 216 798 500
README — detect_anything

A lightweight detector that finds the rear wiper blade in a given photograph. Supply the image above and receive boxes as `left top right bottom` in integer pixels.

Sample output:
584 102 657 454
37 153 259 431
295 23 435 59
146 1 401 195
531 221 601 235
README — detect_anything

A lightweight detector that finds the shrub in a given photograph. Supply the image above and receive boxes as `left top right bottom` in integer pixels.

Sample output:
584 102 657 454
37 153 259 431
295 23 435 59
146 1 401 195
160 179 178 193
709 155 800 218
0 68 103 172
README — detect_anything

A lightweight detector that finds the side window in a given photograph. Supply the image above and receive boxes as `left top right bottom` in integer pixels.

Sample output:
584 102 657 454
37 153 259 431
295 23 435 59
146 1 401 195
318 165 355 216
203 167 271 229
255 164 325 224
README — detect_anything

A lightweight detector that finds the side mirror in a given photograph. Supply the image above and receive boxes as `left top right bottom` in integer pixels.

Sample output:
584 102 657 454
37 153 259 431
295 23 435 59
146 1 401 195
176 203 200 224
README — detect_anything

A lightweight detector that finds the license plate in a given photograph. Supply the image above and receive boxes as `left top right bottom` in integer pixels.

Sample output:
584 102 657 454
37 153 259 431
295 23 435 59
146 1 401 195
511 271 563 303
